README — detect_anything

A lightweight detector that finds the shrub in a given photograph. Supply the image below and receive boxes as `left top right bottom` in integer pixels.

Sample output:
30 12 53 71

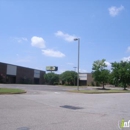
53 82 59 85
96 82 100 86
91 81 95 86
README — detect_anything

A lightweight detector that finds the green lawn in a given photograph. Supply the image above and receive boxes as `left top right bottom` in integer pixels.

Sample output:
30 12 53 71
69 89 130 94
0 88 26 94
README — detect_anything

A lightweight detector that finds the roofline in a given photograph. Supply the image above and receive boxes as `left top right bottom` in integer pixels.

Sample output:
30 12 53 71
0 62 45 72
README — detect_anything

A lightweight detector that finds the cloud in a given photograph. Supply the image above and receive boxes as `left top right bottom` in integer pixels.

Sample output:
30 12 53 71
55 31 77 42
14 37 28 43
108 5 124 17
126 46 130 53
21 38 28 41
105 61 111 67
31 36 65 58
42 49 65 58
122 56 130 62
31 36 46 48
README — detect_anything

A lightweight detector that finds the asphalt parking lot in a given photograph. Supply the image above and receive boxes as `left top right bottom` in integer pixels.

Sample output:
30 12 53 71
0 84 130 130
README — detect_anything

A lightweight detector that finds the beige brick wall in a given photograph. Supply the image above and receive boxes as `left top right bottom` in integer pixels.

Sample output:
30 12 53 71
87 73 94 86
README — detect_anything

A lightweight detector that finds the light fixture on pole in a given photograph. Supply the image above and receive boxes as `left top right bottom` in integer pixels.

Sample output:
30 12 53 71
74 38 80 91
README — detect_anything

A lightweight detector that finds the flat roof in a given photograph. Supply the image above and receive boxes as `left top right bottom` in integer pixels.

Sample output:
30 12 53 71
0 62 45 72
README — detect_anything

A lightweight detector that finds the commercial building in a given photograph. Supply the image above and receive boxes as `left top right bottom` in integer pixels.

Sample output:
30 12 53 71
0 62 45 84
0 62 94 85
79 73 93 86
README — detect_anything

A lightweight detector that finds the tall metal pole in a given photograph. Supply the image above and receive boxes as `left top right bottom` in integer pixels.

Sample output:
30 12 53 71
73 67 77 86
77 39 80 91
74 38 80 91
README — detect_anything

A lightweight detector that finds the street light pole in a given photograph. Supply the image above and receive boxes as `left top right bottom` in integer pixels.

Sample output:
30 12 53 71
73 67 77 86
74 38 80 91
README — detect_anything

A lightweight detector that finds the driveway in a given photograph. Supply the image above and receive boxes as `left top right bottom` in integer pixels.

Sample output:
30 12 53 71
0 84 130 130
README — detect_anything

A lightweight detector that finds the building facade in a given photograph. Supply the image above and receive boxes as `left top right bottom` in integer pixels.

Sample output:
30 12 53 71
79 73 94 86
0 62 45 84
86 73 94 86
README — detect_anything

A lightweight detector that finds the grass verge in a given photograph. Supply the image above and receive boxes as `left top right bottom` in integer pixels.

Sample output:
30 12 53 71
69 89 130 94
0 88 26 94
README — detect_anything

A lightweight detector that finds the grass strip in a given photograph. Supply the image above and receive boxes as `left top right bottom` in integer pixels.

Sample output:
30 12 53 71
69 89 130 94
0 88 26 94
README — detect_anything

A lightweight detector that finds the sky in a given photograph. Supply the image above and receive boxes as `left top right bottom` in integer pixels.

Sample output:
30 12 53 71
0 0 130 73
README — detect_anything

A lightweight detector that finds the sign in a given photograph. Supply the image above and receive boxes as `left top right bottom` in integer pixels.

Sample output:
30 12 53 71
46 66 58 71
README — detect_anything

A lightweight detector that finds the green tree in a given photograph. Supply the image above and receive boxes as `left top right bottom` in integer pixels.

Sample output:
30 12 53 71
108 71 121 87
60 71 77 85
92 59 110 89
111 61 130 90
44 72 59 85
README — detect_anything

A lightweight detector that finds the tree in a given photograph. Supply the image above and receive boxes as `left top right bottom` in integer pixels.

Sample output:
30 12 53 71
111 61 130 90
108 72 116 86
60 71 77 85
92 59 110 89
44 72 59 85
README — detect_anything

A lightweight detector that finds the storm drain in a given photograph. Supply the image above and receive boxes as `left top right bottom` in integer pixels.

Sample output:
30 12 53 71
60 105 83 110
16 127 30 130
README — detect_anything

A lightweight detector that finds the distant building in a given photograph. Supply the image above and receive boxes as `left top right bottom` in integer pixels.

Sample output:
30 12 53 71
0 62 45 84
79 73 94 86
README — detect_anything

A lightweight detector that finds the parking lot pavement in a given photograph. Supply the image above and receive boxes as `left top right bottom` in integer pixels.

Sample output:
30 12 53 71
0 85 130 130
0 84 78 92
